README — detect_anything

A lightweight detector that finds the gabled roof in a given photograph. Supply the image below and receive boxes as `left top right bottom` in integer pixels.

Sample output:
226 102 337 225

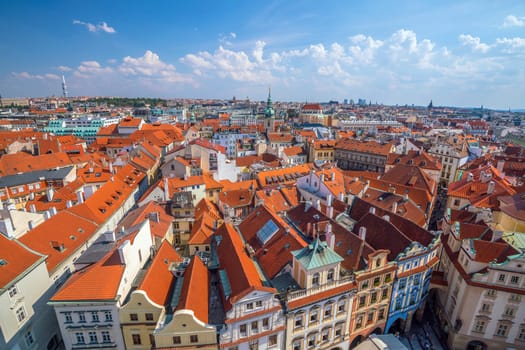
237 205 308 279
219 188 254 208
19 210 99 273
387 150 441 171
176 256 209 323
349 197 435 260
448 165 516 208
470 239 518 263
50 244 126 302
283 146 305 157
381 164 436 195
0 235 45 289
286 202 367 271
361 187 427 227
256 163 311 189
138 241 182 306
215 223 274 310
292 237 343 270
117 201 174 240
255 188 294 213
188 212 216 245
267 133 294 143
335 138 393 156
0 151 73 176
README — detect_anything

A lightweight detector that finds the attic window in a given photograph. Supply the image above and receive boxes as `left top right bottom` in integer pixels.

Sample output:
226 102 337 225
346 249 352 256
256 219 279 245
99 208 106 213
69 235 76 240
0 259 7 266
78 228 84 233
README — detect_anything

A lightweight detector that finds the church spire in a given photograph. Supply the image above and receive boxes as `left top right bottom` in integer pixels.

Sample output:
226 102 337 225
264 86 275 119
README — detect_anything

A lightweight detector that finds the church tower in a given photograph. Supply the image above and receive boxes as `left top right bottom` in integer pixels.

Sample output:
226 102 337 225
264 87 275 133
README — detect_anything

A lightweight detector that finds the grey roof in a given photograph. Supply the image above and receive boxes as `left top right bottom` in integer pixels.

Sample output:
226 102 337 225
0 166 75 188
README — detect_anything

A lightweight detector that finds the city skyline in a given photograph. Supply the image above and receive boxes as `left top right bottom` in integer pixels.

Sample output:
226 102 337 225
1 0 525 109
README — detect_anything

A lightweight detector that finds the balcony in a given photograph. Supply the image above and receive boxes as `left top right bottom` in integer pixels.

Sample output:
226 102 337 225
287 276 355 301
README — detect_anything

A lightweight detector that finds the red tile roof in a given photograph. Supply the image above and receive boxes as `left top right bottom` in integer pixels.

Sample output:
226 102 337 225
237 205 308 279
50 247 126 301
19 210 99 273
139 241 182 306
335 138 393 156
387 150 441 171
176 256 209 323
216 223 275 310
0 235 45 289
0 152 73 176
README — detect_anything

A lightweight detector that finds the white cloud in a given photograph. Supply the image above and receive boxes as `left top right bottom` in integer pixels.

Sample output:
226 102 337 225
45 73 60 80
309 44 327 59
57 65 72 72
119 50 193 84
219 32 237 46
349 35 383 63
73 20 116 33
181 44 274 82
459 34 490 53
12 72 44 79
496 37 525 52
503 15 525 28
253 40 266 64
120 50 175 76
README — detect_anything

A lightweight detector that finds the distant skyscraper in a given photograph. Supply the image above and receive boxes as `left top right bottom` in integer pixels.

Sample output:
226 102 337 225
61 75 68 98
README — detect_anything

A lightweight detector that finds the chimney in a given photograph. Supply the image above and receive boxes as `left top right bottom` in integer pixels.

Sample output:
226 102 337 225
109 162 114 174
105 230 117 242
44 211 51 220
29 192 35 200
28 220 35 231
66 200 73 208
29 204 36 213
392 201 398 214
0 216 15 237
331 172 336 181
315 199 321 210
326 205 334 219
46 187 54 202
306 222 312 236
326 225 335 249
382 215 390 222
496 160 505 174
305 200 312 212
49 207 57 216
359 226 367 241
467 172 474 182
369 207 376 215
164 177 169 202
76 191 84 204
338 192 344 201
320 173 325 183
487 180 495 194
327 193 333 206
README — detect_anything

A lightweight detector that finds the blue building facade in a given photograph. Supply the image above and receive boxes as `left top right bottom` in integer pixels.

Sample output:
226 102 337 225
386 240 441 333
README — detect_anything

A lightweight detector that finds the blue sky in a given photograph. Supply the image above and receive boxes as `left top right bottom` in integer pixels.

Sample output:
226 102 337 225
1 0 524 109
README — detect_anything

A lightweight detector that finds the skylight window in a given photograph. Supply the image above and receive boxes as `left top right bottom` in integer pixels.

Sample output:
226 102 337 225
256 219 279 245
